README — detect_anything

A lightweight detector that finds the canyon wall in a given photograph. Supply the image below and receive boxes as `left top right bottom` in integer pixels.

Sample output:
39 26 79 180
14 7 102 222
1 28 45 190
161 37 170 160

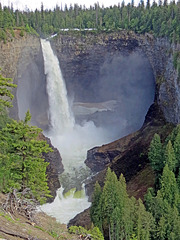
0 32 62 201
51 31 180 126
51 31 155 138
49 31 179 201
0 30 179 202
0 31 48 126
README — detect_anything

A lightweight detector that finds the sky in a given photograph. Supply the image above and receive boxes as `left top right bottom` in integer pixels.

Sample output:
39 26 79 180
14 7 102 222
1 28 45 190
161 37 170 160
1 0 139 11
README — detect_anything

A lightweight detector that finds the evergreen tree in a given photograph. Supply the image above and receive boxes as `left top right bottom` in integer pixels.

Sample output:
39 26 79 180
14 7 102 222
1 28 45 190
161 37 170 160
173 131 180 166
148 133 164 175
0 110 52 203
164 140 177 172
157 205 180 240
134 199 154 240
90 181 103 232
0 72 16 108
101 168 120 236
159 164 179 207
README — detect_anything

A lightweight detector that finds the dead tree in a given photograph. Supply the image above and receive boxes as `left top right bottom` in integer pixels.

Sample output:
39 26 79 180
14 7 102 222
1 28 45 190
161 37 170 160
2 188 38 222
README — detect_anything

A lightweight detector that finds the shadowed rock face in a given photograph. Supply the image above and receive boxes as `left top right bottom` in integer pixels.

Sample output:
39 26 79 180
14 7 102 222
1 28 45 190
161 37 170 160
52 31 180 126
84 103 174 200
52 32 155 139
0 33 62 202
40 134 64 203
15 39 49 130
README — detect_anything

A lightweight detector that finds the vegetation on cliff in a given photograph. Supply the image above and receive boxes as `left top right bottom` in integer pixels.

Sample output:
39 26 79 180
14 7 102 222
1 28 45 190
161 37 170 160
0 0 180 41
0 72 103 239
0 71 16 108
91 125 180 239
0 73 52 204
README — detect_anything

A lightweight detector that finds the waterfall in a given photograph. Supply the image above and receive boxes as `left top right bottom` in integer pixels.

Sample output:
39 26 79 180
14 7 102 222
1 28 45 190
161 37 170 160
41 39 74 134
40 38 113 224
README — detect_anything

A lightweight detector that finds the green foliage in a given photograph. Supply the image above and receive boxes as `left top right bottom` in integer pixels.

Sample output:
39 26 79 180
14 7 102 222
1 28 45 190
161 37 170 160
91 168 153 240
0 29 7 42
159 164 179 207
0 72 17 108
0 1 180 41
90 182 103 232
149 125 180 180
68 226 104 240
164 141 177 172
173 52 180 69
146 126 180 239
134 199 155 240
19 29 24 37
148 133 164 180
0 111 52 203
0 104 11 129
68 226 87 236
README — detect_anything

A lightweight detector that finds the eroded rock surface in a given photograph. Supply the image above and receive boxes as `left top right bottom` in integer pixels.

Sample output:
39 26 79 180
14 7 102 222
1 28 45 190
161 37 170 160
85 103 173 200
40 133 64 202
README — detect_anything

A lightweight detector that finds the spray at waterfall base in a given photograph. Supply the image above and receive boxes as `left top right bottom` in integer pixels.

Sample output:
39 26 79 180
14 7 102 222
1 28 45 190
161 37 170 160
40 39 115 224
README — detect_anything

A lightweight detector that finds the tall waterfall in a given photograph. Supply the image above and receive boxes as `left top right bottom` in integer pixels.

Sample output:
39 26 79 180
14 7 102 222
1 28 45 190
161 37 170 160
40 39 114 224
41 39 74 134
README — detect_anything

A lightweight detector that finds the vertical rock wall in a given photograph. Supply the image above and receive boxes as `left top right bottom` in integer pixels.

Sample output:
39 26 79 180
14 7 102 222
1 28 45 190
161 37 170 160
52 31 180 126
0 32 63 201
139 35 180 124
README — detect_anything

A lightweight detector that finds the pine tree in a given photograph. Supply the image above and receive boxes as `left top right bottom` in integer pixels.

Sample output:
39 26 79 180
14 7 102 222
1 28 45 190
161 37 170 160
159 164 179 207
173 131 180 167
90 181 103 232
164 140 177 172
134 199 154 240
0 72 16 108
148 133 164 175
157 205 180 240
101 168 120 237
116 174 134 240
99 169 133 240
0 110 52 203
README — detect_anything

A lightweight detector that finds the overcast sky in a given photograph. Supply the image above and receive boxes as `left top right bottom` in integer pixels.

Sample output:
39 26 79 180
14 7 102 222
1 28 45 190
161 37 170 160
1 0 140 11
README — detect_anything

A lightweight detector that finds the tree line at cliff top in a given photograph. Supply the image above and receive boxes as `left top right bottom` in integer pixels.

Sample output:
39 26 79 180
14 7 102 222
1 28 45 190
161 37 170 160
0 0 180 41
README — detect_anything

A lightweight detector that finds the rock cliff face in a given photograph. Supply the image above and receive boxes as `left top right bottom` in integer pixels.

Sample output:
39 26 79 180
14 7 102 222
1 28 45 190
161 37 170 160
0 31 63 201
40 134 64 202
51 31 180 125
85 104 173 199
139 35 180 124
1 30 179 214
51 31 155 138
50 31 179 202
0 31 49 127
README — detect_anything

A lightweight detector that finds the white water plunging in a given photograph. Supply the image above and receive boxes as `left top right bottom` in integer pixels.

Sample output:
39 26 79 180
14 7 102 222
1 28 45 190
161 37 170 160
40 39 114 224
41 39 74 134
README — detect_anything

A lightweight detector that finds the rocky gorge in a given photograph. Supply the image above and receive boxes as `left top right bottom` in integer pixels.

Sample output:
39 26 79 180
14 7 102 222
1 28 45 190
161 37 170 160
0 29 180 222
51 30 179 197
